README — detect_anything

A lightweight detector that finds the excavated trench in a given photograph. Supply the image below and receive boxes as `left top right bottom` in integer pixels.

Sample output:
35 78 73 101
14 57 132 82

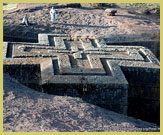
4 63 160 125
3 37 160 125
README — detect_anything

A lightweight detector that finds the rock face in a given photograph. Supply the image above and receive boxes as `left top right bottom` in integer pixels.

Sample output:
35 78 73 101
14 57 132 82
105 9 117 16
142 8 160 15
3 34 160 125
3 73 159 132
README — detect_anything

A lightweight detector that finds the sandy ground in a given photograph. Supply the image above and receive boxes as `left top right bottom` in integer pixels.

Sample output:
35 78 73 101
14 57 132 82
3 73 159 132
3 3 160 42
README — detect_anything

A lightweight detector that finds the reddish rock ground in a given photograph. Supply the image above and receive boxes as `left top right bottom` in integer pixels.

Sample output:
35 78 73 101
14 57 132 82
3 74 159 132
3 3 160 42
3 3 160 132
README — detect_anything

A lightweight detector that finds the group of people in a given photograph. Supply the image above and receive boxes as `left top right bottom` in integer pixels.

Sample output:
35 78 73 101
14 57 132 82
22 7 56 26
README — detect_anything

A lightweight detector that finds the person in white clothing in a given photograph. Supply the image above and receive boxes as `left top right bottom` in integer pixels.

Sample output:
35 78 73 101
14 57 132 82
50 7 56 23
21 14 30 26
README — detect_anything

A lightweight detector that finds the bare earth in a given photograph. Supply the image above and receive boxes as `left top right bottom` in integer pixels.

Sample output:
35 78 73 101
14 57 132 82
3 3 160 42
3 3 160 132
3 74 159 132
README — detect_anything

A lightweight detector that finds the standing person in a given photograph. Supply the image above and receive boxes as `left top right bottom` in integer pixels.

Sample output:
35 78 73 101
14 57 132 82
50 7 56 23
21 14 30 26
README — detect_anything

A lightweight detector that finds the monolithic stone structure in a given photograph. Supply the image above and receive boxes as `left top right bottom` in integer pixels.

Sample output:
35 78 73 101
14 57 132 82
3 34 160 124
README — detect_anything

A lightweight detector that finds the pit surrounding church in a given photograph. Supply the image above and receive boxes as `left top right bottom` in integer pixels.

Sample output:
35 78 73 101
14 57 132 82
3 34 160 124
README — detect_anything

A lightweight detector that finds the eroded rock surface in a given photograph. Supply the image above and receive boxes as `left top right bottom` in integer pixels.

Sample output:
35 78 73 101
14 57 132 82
3 74 159 132
3 34 160 126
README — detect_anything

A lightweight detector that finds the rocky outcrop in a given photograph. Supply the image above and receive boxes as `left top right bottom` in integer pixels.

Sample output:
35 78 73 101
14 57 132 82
3 74 159 132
